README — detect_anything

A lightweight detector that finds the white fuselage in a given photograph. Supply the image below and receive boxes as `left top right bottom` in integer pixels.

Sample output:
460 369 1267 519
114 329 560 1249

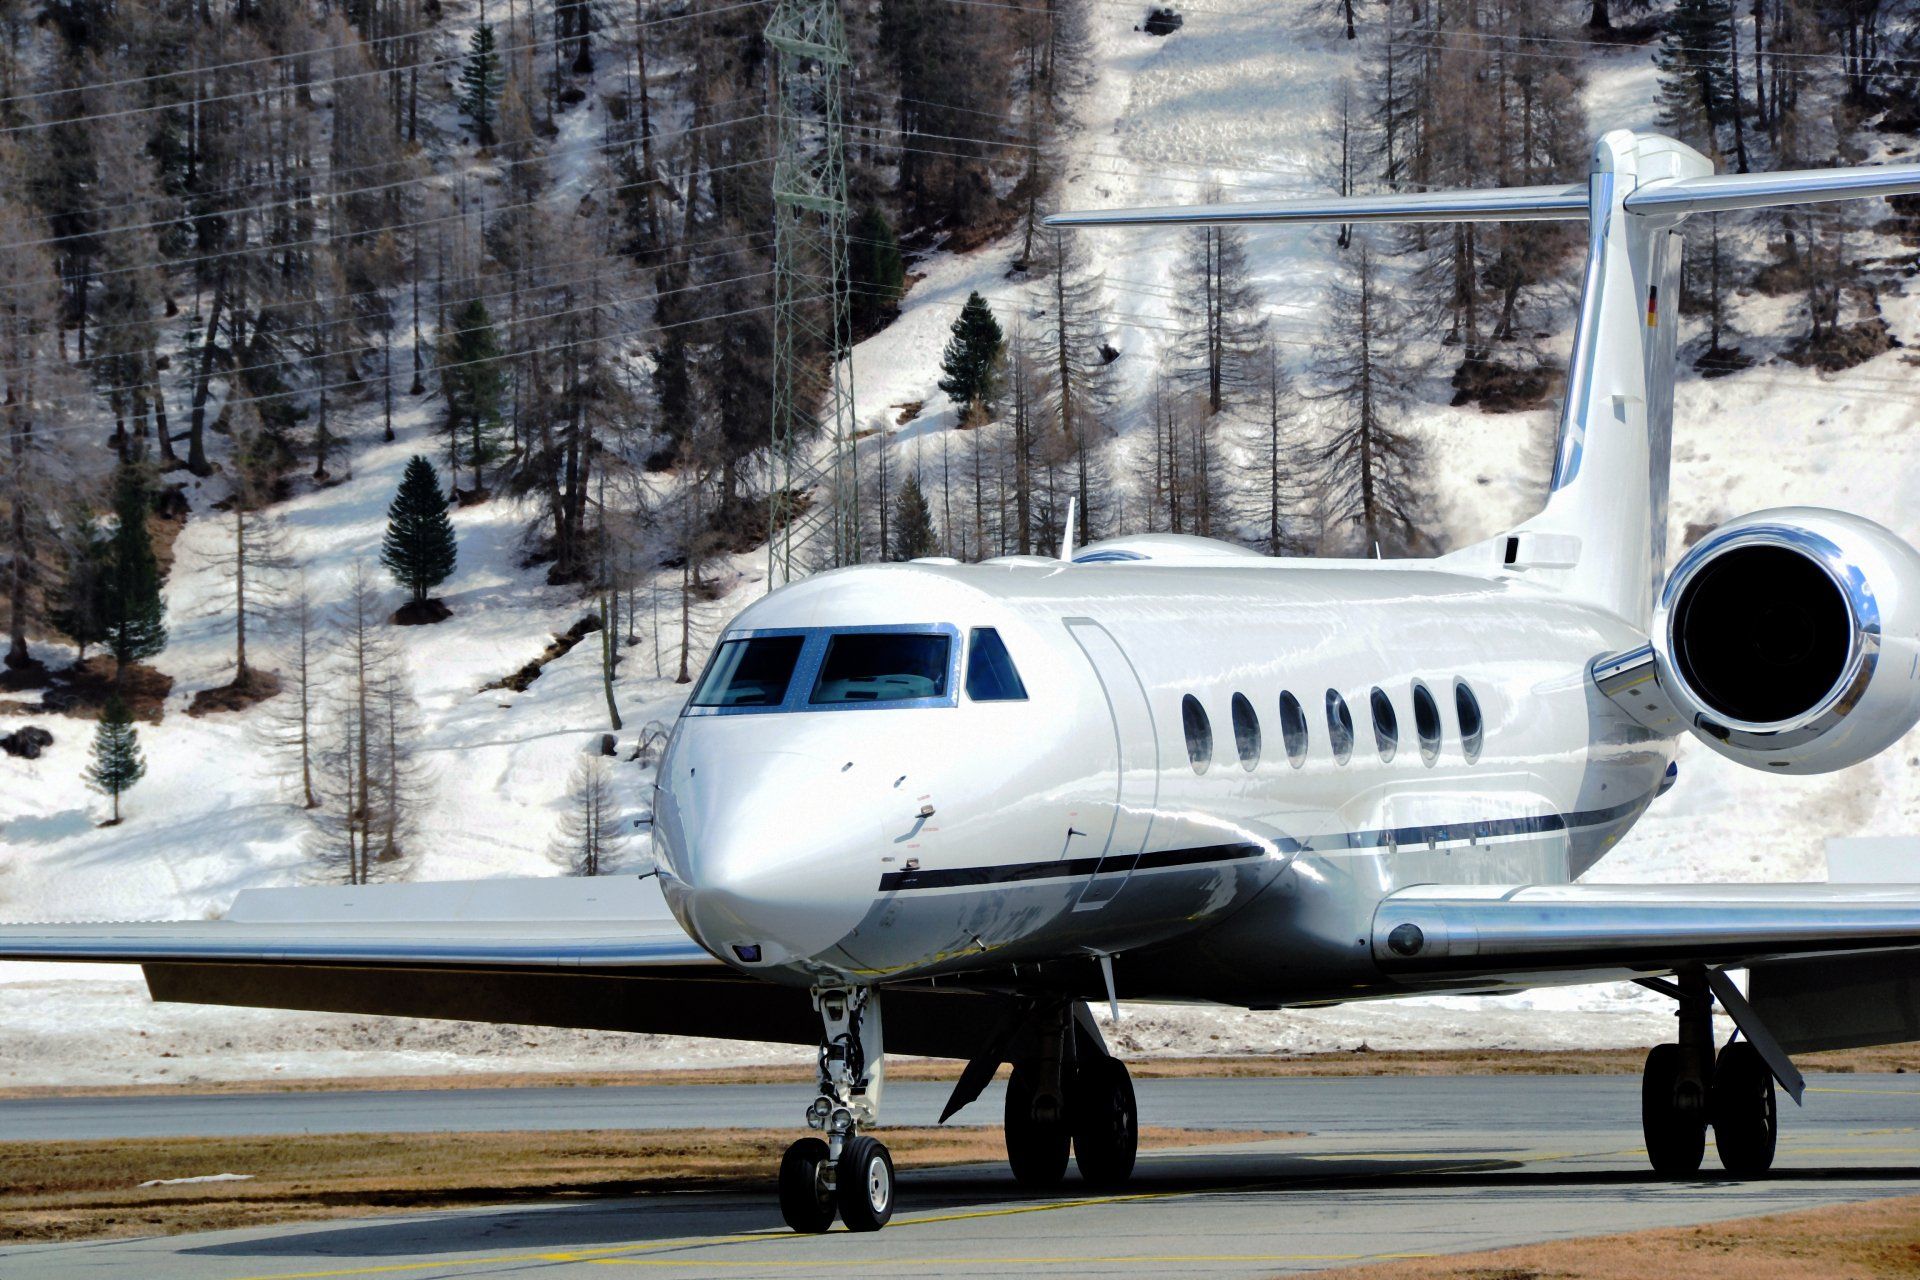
653 542 1677 1006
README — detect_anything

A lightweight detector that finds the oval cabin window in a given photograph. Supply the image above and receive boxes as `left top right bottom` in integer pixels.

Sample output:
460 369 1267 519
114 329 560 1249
1370 687 1398 763
1413 681 1442 766
1278 691 1309 768
1325 690 1354 766
1456 680 1485 764
1182 695 1214 774
1231 692 1260 771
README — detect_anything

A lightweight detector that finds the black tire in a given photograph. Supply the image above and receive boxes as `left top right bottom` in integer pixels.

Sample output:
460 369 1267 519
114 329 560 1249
778 1137 836 1234
1071 1056 1139 1189
836 1135 895 1232
1642 1042 1706 1177
1711 1042 1778 1177
1005 1060 1071 1187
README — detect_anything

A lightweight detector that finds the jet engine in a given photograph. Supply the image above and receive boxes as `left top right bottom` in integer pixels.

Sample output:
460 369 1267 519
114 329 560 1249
1639 508 1920 774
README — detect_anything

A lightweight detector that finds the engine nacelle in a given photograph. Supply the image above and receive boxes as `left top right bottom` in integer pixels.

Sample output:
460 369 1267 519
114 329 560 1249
1643 508 1920 774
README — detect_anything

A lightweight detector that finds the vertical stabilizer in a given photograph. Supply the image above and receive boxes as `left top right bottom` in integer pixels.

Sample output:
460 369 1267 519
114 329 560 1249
1046 133 1920 630
1509 131 1710 629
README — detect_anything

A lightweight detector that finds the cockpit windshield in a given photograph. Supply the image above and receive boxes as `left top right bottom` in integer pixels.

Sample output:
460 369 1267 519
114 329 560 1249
683 624 982 715
810 633 950 704
690 635 805 708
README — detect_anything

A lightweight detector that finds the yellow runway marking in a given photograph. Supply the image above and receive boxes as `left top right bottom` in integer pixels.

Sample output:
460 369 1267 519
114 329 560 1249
211 1146 1630 1280
590 1253 1441 1268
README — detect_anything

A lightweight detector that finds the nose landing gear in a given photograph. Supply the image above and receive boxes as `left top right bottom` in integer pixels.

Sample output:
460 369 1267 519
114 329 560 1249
780 986 894 1233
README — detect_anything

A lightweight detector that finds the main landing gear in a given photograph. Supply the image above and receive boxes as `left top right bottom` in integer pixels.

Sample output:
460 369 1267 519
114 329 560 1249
1004 1003 1139 1191
1640 969 1778 1177
780 986 895 1233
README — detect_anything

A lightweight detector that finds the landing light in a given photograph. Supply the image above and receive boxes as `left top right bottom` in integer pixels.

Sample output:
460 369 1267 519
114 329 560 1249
1387 923 1426 957
733 944 764 963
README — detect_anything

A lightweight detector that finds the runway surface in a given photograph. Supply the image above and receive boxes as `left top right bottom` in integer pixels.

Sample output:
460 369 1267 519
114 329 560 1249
3 1073 1917 1278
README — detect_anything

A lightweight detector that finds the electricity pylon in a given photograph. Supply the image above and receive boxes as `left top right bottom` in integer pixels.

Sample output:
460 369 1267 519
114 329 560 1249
766 0 859 588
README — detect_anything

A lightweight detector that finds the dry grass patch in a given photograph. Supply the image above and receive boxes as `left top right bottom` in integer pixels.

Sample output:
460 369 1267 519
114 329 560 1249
1331 1193 1920 1279
0 1125 1276 1244
9 1044 1911 1100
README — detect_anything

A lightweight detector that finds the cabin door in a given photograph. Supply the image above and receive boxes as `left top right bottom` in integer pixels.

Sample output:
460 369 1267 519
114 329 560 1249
1066 618 1159 910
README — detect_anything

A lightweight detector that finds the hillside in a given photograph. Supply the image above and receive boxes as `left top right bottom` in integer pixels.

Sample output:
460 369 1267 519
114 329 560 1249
2 0 1919 1081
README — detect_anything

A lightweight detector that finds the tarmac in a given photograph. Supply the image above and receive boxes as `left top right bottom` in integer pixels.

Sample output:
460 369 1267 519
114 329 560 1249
2 1073 1916 1277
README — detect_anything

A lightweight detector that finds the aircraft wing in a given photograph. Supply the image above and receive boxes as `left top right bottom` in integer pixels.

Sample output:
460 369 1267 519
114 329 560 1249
0 876 1014 1060
1370 882 1920 981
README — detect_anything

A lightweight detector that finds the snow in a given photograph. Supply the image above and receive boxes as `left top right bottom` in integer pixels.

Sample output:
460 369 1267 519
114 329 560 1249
139 1173 254 1187
1 0 1918 1085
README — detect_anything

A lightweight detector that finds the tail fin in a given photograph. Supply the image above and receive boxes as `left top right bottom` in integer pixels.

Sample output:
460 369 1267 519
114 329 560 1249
1047 130 1920 629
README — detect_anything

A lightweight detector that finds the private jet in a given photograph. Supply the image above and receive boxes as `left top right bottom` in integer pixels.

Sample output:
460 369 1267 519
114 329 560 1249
9 129 1920 1235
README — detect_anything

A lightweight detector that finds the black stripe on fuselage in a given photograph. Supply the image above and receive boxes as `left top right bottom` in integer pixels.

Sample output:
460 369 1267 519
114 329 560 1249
874 795 1652 893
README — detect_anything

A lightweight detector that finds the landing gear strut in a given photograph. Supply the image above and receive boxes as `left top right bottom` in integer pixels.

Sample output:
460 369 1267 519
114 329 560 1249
1640 968 1777 1177
780 986 894 1233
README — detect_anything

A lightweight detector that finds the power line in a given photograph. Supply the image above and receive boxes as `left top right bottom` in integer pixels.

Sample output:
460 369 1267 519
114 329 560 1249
0 0 773 136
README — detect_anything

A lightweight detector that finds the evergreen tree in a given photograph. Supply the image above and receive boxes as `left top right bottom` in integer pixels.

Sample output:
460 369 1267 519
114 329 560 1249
437 298 505 494
459 21 503 148
937 292 1005 423
101 466 167 681
1656 0 1739 159
51 516 112 662
86 694 146 825
891 475 938 561
381 457 459 605
850 206 905 336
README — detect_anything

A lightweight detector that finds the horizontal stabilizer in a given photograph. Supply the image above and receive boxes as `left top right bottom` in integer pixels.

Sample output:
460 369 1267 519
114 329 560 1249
1623 161 1920 214
1048 158 1920 230
1044 183 1588 228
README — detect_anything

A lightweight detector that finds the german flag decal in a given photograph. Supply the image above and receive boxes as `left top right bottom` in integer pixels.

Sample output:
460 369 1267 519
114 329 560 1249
1647 284 1660 328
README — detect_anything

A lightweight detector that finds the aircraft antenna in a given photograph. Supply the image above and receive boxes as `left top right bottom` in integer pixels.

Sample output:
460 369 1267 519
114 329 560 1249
766 0 859 589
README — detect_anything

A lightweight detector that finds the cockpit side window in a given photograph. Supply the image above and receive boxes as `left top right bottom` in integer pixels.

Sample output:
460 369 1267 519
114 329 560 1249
690 636 805 708
811 632 952 704
965 628 1028 701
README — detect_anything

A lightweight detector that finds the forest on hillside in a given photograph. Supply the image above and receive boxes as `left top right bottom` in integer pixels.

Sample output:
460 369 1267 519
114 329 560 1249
2 0 1919 870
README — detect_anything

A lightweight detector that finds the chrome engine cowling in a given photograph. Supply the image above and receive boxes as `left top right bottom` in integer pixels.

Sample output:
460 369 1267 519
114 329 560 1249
1643 508 1920 774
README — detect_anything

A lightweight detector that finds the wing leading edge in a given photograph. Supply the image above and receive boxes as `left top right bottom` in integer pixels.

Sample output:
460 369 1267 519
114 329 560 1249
0 876 1026 1061
0 875 719 969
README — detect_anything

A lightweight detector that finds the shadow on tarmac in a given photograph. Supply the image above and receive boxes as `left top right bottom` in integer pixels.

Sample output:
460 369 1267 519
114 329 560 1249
179 1148 1920 1261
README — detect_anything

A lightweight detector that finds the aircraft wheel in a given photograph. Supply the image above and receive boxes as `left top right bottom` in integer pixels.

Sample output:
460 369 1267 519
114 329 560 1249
1005 1059 1071 1187
1642 1042 1707 1176
1711 1042 1777 1176
1071 1056 1139 1189
778 1137 837 1233
836 1135 895 1232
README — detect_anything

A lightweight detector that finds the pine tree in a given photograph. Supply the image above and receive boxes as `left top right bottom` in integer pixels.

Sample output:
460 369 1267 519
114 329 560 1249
937 292 1005 423
381 457 458 606
891 475 939 561
101 465 167 682
86 694 146 825
460 21 503 148
1656 0 1739 159
51 514 112 662
850 206 905 336
438 297 505 494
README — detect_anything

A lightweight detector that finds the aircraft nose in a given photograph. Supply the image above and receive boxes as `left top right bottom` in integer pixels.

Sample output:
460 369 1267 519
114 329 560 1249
657 750 875 967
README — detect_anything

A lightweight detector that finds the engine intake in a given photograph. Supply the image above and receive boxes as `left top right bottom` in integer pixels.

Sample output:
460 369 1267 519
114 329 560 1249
1608 509 1920 774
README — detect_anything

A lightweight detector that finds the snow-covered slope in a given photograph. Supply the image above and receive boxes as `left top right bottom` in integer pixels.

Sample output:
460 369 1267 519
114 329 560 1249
2 0 1918 1083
